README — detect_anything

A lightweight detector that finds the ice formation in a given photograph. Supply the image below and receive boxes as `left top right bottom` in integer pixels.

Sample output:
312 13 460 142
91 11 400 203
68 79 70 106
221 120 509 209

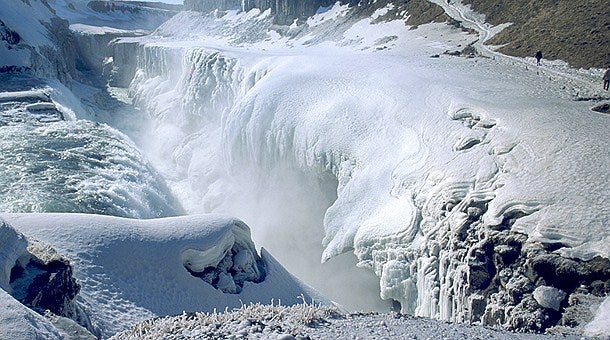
181 218 266 294
111 2 609 331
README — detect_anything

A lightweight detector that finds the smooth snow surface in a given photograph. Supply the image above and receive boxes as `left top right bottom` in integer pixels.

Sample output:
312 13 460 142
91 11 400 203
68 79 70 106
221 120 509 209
3 213 327 338
0 288 63 339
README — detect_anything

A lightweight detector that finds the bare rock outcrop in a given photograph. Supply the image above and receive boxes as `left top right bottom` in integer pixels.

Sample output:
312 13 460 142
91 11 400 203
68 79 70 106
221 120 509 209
0 218 96 337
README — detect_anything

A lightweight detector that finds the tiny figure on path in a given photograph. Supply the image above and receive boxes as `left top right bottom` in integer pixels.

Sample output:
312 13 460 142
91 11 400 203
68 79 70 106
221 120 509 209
535 50 542 66
603 66 610 91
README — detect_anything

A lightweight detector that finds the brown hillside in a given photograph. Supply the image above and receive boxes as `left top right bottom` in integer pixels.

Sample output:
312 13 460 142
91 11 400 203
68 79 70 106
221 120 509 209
462 0 610 69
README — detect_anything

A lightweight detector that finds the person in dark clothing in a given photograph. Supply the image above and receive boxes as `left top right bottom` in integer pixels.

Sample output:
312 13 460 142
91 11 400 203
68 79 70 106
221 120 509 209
603 66 610 91
535 50 542 66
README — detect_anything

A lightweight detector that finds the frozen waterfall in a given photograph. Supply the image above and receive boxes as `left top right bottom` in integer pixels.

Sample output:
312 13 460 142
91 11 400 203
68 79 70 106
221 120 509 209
3 0 607 335
108 8 610 328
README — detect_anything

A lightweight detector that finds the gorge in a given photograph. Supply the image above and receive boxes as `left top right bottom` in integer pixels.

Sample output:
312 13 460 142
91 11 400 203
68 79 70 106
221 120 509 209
0 0 609 338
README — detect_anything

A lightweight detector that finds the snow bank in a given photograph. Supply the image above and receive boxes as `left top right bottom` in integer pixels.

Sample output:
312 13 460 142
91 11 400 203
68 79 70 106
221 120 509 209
0 288 63 339
0 218 28 293
3 213 328 338
585 295 610 337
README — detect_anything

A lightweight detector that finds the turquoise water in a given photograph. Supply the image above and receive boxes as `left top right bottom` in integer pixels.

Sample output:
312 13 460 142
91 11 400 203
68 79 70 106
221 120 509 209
0 95 183 218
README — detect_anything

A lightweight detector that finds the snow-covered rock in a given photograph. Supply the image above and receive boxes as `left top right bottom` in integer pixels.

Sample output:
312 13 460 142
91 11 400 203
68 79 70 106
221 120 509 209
0 217 94 337
3 213 329 338
0 0 75 83
70 24 147 80
0 218 28 293
0 288 63 339
533 286 566 311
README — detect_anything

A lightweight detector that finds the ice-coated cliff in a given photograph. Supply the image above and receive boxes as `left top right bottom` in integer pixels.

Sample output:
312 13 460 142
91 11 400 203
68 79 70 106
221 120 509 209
1 0 608 337
0 0 75 84
185 0 351 24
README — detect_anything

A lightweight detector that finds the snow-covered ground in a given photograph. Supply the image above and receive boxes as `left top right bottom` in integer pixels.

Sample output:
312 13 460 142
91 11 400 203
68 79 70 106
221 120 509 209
1 214 327 338
111 302 570 339
0 0 609 338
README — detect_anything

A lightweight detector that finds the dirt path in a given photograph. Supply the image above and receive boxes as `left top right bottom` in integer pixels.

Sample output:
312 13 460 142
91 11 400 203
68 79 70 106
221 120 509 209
428 0 610 102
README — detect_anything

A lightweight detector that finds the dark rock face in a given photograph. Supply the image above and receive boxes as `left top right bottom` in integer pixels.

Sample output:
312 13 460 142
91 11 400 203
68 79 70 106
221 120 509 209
591 103 609 114
185 0 340 24
10 243 80 317
419 189 610 332
467 228 610 332
184 0 241 12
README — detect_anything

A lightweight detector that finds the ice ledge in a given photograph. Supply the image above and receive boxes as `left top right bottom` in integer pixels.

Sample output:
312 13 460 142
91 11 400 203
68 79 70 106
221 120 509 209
181 219 266 294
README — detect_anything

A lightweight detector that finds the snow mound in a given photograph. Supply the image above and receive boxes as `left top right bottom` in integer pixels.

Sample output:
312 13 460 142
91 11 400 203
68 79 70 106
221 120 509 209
3 213 329 338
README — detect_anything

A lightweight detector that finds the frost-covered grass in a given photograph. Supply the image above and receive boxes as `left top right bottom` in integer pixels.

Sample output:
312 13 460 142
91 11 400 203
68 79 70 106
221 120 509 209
111 301 339 339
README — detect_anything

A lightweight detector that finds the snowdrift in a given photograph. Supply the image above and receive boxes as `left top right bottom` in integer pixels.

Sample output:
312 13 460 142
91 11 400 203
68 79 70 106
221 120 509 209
1 214 327 338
